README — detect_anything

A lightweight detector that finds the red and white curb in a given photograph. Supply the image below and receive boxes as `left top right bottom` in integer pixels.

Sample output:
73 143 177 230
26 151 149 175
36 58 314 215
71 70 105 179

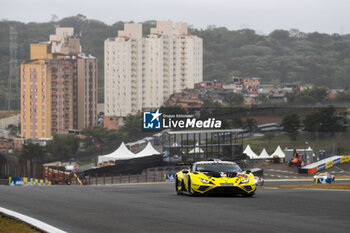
0 207 66 233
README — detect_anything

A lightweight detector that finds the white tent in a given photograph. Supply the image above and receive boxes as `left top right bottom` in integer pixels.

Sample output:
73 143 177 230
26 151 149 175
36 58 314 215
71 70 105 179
259 148 270 159
271 145 285 158
135 142 161 158
98 142 136 164
188 143 205 154
243 145 259 159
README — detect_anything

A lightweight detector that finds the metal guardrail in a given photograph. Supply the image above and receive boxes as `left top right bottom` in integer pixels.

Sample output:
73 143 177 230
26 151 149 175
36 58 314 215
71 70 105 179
86 170 175 185
0 179 9 185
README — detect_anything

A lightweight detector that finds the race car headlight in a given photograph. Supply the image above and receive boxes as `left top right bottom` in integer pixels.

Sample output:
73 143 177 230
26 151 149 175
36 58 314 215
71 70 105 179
239 178 249 184
199 178 212 184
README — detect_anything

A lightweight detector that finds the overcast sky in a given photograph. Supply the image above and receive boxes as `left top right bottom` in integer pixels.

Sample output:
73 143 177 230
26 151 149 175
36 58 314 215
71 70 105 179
1 0 349 34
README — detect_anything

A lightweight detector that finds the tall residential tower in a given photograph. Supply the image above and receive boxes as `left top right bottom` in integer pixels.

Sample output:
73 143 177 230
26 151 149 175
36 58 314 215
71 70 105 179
21 28 98 139
104 21 202 117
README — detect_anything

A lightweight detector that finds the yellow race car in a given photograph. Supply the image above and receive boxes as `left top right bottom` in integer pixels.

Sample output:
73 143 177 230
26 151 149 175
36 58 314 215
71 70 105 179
175 160 256 197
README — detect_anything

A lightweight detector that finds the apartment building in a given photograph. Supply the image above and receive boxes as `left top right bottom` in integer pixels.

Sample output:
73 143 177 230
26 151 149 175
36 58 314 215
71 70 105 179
21 28 97 139
77 54 98 130
104 21 202 117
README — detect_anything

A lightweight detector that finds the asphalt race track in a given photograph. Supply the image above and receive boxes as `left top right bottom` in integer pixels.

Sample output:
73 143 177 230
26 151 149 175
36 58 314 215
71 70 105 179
264 178 350 186
0 183 350 233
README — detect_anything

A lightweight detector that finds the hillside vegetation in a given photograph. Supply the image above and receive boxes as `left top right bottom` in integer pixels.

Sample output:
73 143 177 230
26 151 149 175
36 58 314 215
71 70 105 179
1 15 350 109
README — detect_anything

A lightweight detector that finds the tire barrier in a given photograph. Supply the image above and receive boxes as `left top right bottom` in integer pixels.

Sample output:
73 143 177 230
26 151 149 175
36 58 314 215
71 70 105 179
299 155 350 174
9 177 51 186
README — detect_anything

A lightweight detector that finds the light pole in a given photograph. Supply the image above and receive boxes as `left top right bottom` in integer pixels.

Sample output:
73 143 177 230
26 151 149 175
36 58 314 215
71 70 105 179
304 141 309 165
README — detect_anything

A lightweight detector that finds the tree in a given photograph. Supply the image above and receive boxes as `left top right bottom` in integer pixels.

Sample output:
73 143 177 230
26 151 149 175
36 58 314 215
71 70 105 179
282 114 300 140
334 92 350 103
231 117 243 128
303 112 321 133
244 118 257 132
81 126 118 148
7 124 19 137
257 94 269 104
47 135 80 160
199 98 222 119
118 114 144 142
304 106 346 137
160 105 187 115
50 14 59 22
1 18 350 110
287 88 329 104
223 93 244 107
317 106 346 133
21 143 45 161
269 30 290 41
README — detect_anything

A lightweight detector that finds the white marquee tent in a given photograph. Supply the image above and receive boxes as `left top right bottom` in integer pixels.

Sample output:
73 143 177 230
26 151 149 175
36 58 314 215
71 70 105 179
135 142 161 158
243 145 259 159
259 148 270 159
271 145 285 158
188 143 205 154
98 142 136 164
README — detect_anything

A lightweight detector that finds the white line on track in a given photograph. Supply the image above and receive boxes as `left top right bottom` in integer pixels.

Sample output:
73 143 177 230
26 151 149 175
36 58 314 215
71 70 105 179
0 206 67 233
265 178 350 182
97 182 169 186
265 179 313 181
292 188 350 192
261 187 350 192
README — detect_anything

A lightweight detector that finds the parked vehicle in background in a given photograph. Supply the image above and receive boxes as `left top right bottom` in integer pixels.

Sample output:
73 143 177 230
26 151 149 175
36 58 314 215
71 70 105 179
288 150 303 167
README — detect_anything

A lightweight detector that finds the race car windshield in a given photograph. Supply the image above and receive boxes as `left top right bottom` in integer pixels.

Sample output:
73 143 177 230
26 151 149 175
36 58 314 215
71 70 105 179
196 164 242 173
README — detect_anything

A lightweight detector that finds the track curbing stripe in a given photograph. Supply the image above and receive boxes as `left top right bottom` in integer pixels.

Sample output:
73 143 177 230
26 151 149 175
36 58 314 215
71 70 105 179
0 206 67 233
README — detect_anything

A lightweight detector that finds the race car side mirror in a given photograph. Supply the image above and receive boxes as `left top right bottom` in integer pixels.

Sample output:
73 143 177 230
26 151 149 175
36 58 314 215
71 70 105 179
182 170 189 174
246 170 251 174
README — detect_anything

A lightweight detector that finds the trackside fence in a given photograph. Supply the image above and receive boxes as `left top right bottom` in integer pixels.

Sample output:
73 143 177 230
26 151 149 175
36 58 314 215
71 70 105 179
86 166 185 185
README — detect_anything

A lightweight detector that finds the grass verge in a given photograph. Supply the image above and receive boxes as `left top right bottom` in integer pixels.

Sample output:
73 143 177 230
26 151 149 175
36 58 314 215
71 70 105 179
77 158 95 166
0 214 39 233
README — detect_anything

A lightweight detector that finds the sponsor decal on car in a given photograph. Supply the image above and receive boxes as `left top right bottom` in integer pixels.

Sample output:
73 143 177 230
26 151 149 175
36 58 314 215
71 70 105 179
220 172 227 177
236 172 248 178
220 183 233 186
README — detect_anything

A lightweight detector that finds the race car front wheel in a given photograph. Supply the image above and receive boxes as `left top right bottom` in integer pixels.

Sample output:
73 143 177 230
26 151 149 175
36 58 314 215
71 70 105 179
175 176 182 195
188 178 196 196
